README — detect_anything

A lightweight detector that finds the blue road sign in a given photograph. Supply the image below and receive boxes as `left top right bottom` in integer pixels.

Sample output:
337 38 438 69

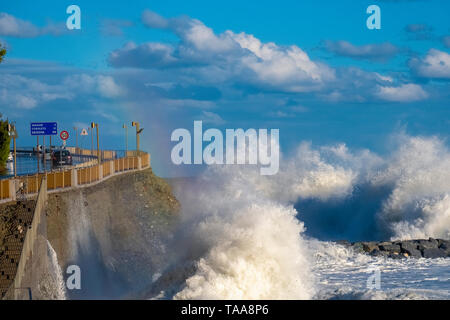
30 122 58 135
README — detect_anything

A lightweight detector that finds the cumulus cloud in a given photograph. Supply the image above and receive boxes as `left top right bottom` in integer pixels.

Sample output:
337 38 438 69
323 40 399 61
63 74 125 98
409 49 450 79
107 10 437 104
110 10 335 93
375 83 428 102
0 12 65 37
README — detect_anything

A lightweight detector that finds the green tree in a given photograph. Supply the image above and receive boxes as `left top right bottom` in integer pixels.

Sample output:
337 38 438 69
0 44 9 172
0 114 10 170
0 44 6 63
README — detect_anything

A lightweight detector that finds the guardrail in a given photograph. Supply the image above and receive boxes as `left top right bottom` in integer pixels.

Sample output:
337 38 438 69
0 151 151 202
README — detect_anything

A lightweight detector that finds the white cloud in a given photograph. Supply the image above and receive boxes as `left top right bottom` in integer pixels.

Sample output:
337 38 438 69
409 49 450 79
0 12 65 37
0 74 72 109
110 10 335 93
97 75 125 98
63 74 125 98
376 83 428 102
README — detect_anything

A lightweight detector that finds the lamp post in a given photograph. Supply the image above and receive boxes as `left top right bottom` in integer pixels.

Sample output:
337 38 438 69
73 126 78 153
90 127 93 156
91 122 100 164
123 123 128 156
132 121 143 156
8 121 17 178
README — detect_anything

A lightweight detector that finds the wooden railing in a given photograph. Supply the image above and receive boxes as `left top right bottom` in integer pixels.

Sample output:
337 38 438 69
0 152 151 202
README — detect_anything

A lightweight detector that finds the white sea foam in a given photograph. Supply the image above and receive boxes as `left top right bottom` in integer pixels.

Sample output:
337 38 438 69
46 240 67 300
171 133 450 300
373 135 450 240
174 165 314 299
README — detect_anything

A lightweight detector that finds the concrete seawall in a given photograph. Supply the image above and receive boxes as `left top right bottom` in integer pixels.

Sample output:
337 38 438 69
45 168 180 299
1 166 180 299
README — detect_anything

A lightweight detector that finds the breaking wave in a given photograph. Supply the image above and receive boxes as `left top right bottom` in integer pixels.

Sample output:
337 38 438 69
173 166 314 299
170 133 450 299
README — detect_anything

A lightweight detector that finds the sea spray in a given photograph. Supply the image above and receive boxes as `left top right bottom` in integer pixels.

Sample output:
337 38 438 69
67 191 92 258
173 164 315 299
175 203 314 299
46 240 67 300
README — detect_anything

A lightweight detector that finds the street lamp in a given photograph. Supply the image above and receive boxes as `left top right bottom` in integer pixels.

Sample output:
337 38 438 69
91 122 100 164
132 121 143 155
123 123 128 156
8 121 17 177
73 126 78 153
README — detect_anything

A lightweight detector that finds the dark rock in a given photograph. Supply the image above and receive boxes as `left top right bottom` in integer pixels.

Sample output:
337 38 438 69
379 243 401 253
362 242 378 253
388 252 404 259
335 238 450 259
405 249 422 258
370 249 388 257
422 248 446 258
400 241 422 258
418 239 439 251
438 240 450 250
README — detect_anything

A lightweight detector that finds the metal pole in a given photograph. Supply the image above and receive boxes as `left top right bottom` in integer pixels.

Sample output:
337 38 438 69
136 122 140 155
49 135 52 170
90 127 93 157
13 132 16 178
37 136 40 173
74 127 78 153
123 124 128 157
43 135 46 173
96 124 100 164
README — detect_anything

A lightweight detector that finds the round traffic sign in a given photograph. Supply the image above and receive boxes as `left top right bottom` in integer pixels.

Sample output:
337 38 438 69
60 130 69 140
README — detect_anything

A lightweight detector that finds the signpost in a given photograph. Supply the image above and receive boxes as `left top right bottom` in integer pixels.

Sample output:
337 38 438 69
31 122 58 173
60 130 69 149
60 130 69 141
30 122 57 136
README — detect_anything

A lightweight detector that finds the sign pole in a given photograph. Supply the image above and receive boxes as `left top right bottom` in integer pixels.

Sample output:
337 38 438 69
13 125 16 178
43 135 46 173
50 135 52 170
37 136 40 173
74 127 78 153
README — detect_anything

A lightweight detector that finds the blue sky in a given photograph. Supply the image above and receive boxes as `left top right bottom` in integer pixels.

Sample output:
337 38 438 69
0 0 449 176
